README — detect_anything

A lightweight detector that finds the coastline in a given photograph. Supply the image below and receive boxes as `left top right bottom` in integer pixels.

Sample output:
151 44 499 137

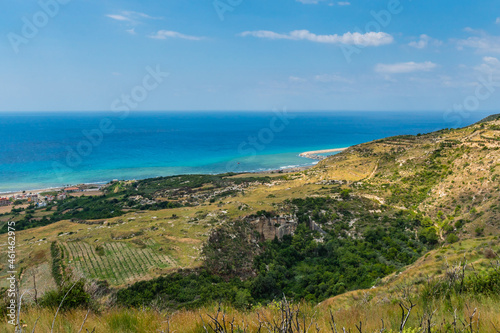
299 147 349 160
0 147 349 196
0 183 106 198
1 111 491 198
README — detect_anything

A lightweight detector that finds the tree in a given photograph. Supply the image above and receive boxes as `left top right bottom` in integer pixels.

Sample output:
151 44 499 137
340 189 351 200
418 227 439 245
446 233 459 244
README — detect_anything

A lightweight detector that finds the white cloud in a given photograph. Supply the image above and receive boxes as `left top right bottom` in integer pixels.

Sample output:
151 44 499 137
337 2 351 5
439 58 500 89
457 34 500 53
483 56 500 66
375 61 437 74
496 17 500 24
106 11 162 23
463 27 479 33
107 14 131 22
121 11 162 20
408 34 442 49
149 30 204 41
240 30 393 46
456 29 500 53
126 28 136 35
474 56 500 75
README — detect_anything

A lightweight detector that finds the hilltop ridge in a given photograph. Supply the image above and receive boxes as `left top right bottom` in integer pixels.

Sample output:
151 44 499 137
311 113 500 239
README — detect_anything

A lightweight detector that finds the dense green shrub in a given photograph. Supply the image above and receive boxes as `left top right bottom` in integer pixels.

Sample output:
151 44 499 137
51 242 65 287
40 281 91 311
418 227 439 245
445 233 459 244
422 268 500 300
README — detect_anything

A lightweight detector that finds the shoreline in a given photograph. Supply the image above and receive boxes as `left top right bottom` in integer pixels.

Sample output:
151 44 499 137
0 183 106 198
0 147 349 196
299 147 349 160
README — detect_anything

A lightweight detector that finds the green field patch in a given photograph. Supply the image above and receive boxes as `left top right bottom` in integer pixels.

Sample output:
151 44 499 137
63 240 175 286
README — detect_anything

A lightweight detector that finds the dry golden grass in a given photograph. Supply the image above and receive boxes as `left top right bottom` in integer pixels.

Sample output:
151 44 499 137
3 295 499 333
0 204 29 215
0 206 13 215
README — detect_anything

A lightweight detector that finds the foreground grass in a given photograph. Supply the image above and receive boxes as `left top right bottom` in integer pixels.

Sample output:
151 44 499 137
3 294 499 332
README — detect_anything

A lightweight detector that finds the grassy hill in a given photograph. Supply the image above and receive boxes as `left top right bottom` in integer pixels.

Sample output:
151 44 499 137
313 115 500 237
1 114 500 332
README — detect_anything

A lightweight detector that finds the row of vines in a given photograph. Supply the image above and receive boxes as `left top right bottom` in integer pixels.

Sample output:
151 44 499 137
62 240 174 285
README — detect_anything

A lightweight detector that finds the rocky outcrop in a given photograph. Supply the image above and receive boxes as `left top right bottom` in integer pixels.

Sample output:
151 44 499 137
248 215 298 241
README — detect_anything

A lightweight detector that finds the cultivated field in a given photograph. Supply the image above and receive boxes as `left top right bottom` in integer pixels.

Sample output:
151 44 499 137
63 240 175 285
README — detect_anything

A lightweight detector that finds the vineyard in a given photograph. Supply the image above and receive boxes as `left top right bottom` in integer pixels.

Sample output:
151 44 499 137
63 239 175 285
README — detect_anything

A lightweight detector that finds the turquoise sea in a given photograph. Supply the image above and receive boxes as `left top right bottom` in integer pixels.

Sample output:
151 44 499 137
0 111 490 193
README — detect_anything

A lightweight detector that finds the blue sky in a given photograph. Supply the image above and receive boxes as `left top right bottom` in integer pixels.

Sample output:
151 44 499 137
1 0 500 111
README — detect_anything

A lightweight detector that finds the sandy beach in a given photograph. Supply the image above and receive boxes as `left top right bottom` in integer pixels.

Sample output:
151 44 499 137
0 187 62 196
0 184 103 198
299 147 349 160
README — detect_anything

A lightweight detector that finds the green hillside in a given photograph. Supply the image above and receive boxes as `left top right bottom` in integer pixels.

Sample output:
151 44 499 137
1 114 500 332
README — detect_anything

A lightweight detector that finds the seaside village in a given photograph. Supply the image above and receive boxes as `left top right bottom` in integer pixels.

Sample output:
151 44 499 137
0 184 102 208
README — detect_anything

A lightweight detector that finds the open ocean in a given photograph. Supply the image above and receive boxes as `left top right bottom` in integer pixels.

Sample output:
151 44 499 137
0 111 491 193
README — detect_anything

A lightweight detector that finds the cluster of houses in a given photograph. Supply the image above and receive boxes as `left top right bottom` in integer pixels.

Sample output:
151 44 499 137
33 192 70 207
0 186 88 208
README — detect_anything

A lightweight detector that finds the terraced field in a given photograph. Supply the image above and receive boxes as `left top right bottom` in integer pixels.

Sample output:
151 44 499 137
63 239 175 285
